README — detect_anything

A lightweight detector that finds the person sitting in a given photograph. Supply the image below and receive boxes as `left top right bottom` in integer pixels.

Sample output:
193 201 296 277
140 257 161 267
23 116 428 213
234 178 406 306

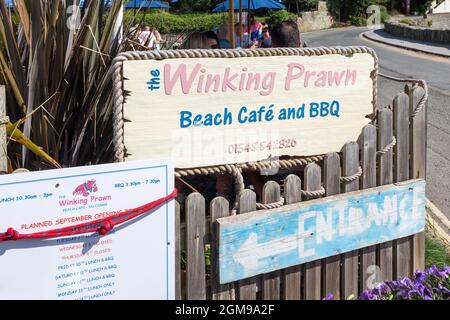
204 31 220 49
180 31 221 50
150 27 162 50
248 14 263 43
234 22 247 48
138 26 153 47
217 22 231 49
270 20 302 48
180 31 210 49
261 27 272 48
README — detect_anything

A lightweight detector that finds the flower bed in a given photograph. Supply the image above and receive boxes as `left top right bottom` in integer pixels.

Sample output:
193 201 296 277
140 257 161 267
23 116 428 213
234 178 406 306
324 265 450 300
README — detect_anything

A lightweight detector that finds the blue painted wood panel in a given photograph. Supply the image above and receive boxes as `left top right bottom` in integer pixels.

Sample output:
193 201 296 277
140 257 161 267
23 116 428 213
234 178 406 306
218 179 425 284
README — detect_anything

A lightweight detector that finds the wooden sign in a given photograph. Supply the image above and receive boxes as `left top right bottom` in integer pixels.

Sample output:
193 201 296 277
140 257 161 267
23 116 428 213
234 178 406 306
0 159 175 299
217 179 425 284
118 48 377 168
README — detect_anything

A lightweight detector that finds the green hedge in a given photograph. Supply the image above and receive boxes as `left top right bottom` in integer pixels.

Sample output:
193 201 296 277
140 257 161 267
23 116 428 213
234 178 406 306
129 11 227 34
127 10 297 34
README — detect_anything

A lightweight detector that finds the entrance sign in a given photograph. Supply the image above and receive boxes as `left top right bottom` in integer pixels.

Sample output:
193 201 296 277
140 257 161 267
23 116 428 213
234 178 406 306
217 179 425 284
0 159 174 300
117 48 377 168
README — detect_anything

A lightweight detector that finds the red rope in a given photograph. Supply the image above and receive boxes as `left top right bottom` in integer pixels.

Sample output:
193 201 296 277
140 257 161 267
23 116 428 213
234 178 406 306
0 189 177 242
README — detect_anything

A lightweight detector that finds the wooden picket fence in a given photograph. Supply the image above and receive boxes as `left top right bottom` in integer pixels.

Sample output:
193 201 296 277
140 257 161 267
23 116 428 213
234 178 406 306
174 84 427 300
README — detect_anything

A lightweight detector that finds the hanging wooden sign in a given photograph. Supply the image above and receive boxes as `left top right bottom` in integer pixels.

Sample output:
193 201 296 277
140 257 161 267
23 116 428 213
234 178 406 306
217 179 425 284
113 48 377 168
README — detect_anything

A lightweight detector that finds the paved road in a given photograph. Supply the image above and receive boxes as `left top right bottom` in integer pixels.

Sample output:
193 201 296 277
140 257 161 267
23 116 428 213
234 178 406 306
303 27 450 218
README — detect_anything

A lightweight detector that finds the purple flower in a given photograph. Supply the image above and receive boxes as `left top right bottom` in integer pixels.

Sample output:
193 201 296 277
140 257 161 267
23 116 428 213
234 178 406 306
443 265 450 275
395 289 410 299
360 290 376 300
398 277 414 288
414 271 427 283
323 293 334 300
436 284 450 295
427 265 448 279
423 294 433 300
371 282 390 297
415 283 433 300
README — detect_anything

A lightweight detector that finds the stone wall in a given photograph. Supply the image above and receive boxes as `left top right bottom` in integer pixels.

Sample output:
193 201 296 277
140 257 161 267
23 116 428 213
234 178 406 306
428 13 450 28
297 1 333 33
384 19 450 44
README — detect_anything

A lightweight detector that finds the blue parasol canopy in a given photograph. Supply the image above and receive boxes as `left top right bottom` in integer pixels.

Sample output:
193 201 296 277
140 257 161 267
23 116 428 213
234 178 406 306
124 0 170 9
212 0 285 12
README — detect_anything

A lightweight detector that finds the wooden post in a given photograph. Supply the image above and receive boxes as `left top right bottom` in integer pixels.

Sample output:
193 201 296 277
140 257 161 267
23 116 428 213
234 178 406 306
175 201 182 300
186 193 206 299
323 153 341 299
359 124 377 292
304 163 322 300
409 86 426 272
0 86 7 174
239 0 243 48
237 189 257 299
341 141 360 298
262 181 281 300
229 0 235 49
282 175 302 300
211 197 232 299
378 108 394 282
393 92 413 278
247 0 251 47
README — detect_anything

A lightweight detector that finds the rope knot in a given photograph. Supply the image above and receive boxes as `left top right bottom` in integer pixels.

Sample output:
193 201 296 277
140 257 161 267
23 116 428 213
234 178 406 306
6 228 19 240
98 220 114 236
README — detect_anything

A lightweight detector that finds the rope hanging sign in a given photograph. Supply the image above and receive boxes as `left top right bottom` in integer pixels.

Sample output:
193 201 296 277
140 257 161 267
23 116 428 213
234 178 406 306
0 159 176 300
112 47 379 169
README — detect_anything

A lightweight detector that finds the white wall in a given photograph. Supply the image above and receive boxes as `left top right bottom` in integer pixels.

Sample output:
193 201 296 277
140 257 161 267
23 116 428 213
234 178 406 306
430 0 450 13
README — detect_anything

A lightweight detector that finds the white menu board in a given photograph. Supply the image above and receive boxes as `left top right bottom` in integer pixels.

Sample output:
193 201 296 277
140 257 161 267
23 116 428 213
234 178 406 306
0 159 174 300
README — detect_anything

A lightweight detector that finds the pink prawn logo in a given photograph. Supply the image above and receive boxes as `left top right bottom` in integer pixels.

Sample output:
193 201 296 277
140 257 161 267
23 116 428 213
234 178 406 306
73 180 98 197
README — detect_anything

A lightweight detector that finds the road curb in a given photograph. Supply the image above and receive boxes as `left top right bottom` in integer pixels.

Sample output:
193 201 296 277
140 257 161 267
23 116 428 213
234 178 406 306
425 198 450 251
362 30 450 58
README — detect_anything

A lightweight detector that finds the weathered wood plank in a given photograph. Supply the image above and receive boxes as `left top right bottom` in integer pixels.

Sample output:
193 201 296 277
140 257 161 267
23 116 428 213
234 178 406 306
393 92 412 279
341 141 360 299
359 124 377 292
410 86 427 272
211 197 231 300
323 152 341 300
175 201 181 300
186 193 206 299
237 189 257 300
410 86 427 180
304 163 322 300
0 86 7 174
282 174 302 300
218 180 426 284
378 108 394 282
261 181 282 300
394 93 410 183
